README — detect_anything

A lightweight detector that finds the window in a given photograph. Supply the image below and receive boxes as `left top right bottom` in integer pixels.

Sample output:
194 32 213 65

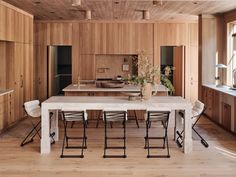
226 22 236 86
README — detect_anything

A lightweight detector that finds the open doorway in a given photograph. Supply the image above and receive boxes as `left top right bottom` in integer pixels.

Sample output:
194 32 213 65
161 46 185 97
47 46 72 97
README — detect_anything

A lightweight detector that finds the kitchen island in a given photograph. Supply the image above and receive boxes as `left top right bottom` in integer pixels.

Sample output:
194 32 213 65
63 84 169 120
63 84 168 96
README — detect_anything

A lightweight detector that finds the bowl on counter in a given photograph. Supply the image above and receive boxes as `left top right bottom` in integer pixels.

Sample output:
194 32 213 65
100 81 125 88
121 92 140 101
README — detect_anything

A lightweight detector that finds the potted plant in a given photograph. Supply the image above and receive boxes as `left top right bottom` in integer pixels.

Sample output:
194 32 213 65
128 51 174 100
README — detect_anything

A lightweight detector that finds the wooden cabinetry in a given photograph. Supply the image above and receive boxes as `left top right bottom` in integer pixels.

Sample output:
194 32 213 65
94 23 153 55
0 1 34 129
0 4 15 41
202 86 213 118
80 55 96 80
202 86 236 133
0 91 14 132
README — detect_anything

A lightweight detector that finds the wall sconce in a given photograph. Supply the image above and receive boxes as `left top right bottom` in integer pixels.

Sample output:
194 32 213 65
215 33 236 88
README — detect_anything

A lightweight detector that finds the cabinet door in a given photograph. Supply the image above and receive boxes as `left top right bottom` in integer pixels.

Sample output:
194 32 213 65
221 102 231 131
14 43 24 120
212 90 220 123
0 5 15 41
205 87 213 118
80 55 95 80
0 95 5 130
173 46 185 96
23 44 34 101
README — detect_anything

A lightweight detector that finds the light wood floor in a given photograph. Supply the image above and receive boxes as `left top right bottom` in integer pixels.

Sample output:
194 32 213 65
0 117 236 177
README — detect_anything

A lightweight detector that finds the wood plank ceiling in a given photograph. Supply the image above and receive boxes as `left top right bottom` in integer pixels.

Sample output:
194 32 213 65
3 0 236 21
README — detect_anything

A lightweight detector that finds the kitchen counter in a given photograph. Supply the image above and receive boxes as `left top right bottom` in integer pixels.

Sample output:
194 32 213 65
203 84 236 97
63 84 168 93
0 89 14 96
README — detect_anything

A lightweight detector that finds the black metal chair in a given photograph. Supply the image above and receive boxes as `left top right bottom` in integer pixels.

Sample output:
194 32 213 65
144 110 171 158
21 100 55 146
176 100 209 148
60 110 87 158
103 110 127 158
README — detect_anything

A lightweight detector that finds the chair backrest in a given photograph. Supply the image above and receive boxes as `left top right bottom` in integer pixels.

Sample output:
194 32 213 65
61 111 87 122
24 100 41 118
192 100 205 117
103 109 127 122
146 110 170 129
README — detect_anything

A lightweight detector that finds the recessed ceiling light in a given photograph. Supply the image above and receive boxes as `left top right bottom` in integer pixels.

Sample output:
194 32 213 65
85 10 91 20
143 10 150 20
72 0 81 6
34 1 41 5
153 1 158 6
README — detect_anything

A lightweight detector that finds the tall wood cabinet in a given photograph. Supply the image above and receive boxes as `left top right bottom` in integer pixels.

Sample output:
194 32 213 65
0 1 34 131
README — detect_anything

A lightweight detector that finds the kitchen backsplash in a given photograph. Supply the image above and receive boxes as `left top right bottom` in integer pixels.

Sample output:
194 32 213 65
96 54 137 79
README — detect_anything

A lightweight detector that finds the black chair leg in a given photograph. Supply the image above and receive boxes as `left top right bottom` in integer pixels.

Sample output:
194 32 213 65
192 127 209 148
60 119 87 158
145 120 170 158
134 110 139 128
96 111 102 128
21 120 41 147
103 112 127 158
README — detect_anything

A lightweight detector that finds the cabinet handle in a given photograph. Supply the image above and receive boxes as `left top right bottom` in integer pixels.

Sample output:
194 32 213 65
21 80 23 88
20 75 23 88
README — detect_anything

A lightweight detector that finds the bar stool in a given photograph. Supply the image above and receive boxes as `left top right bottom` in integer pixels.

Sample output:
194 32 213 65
144 109 171 158
21 100 55 146
60 110 87 158
103 109 127 158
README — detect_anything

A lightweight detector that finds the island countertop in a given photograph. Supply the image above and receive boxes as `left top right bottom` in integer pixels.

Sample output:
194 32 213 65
63 84 168 93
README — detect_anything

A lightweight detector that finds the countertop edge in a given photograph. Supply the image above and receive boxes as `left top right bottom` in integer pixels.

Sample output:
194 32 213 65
63 84 168 92
202 84 236 97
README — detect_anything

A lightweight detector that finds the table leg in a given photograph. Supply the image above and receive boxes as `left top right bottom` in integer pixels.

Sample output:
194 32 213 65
50 110 59 141
183 108 193 154
41 105 51 154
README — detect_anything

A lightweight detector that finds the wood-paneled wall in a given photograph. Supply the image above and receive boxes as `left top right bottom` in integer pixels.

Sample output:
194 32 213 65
34 21 198 102
0 0 34 128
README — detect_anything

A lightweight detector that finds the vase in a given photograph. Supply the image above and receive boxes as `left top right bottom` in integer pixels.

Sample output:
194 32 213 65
141 83 152 100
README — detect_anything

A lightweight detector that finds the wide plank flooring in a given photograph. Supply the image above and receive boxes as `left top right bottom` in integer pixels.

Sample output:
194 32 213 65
0 117 236 177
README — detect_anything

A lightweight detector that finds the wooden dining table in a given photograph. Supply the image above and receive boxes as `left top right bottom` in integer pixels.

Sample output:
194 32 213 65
40 96 193 154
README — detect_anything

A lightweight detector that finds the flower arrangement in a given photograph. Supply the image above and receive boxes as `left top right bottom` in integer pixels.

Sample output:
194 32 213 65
128 52 159 87
128 51 175 95
161 66 175 95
